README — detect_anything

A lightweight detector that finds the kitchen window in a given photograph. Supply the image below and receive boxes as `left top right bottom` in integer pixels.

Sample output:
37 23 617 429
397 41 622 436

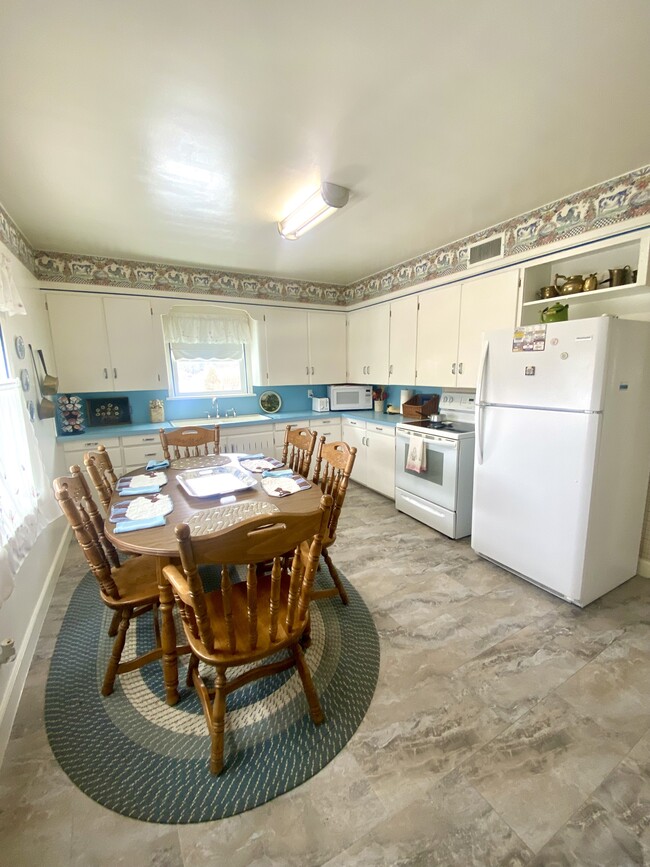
163 306 254 398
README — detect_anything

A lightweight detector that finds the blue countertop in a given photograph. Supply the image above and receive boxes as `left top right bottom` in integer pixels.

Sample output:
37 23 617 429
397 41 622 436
56 410 407 442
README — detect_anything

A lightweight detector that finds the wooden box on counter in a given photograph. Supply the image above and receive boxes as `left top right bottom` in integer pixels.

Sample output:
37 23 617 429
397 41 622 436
402 394 440 418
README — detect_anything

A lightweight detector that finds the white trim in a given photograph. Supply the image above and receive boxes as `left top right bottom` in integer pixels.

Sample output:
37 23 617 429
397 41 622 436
0 524 70 765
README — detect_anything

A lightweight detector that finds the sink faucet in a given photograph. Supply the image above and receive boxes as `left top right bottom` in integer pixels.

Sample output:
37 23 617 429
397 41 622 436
211 397 220 418
225 408 237 418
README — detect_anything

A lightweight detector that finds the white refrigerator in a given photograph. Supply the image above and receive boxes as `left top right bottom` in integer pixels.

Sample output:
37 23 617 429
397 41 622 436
472 316 650 606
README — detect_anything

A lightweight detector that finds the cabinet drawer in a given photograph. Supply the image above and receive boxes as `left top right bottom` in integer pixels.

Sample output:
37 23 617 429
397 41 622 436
342 418 366 429
122 444 164 468
123 433 162 447
62 435 121 454
368 423 395 437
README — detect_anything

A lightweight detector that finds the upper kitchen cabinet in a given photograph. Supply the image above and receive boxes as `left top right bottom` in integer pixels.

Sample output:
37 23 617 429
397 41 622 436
47 293 164 392
416 269 520 388
519 234 650 326
347 304 390 383
263 308 346 385
307 310 347 383
388 295 418 385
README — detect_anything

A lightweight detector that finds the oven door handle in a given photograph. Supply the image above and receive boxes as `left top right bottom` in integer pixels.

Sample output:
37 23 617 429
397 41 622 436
396 432 458 450
476 338 489 466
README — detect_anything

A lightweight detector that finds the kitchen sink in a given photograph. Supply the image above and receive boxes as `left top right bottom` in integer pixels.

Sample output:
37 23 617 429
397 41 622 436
169 413 271 427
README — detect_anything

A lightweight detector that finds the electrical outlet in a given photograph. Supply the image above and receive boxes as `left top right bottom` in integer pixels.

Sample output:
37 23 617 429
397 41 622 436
307 389 314 398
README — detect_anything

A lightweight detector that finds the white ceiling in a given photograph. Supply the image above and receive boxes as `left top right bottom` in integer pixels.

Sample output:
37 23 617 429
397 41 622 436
1 1 649 286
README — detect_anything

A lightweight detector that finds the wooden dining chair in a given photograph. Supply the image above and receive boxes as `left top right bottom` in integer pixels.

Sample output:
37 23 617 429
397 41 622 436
311 439 358 605
159 425 220 463
84 444 119 514
281 425 318 477
162 493 333 774
53 470 167 697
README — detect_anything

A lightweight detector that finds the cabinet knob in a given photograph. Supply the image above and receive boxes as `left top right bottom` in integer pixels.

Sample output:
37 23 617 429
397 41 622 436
458 362 463 374
103 368 108 379
389 364 393 376
113 368 117 379
311 366 314 375
451 363 456 375
306 366 309 375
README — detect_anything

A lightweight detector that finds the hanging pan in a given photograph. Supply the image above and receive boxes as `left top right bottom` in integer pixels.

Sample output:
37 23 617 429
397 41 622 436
37 348 59 394
28 344 55 419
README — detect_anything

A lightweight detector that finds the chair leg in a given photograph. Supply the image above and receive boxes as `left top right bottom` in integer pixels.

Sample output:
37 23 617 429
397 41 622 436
322 549 349 605
102 608 131 696
292 644 324 725
152 603 161 648
108 610 121 637
209 669 227 775
186 653 200 688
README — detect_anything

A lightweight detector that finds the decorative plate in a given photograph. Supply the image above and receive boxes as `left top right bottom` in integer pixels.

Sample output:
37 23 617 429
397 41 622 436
20 368 30 391
14 335 25 360
259 390 282 413
26 399 35 422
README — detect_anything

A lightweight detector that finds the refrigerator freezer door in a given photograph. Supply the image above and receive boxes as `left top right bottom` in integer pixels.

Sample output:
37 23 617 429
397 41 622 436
480 318 611 411
472 405 601 602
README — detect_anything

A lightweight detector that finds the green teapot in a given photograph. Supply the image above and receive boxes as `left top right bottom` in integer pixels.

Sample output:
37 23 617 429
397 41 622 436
540 302 569 323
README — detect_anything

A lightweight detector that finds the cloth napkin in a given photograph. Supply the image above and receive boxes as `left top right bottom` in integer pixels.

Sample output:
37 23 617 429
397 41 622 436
146 459 170 470
261 469 293 478
113 515 166 534
405 434 427 473
119 485 161 496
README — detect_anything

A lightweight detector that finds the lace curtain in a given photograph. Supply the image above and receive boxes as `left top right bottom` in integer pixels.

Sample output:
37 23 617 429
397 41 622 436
0 381 59 605
162 307 251 346
0 253 26 316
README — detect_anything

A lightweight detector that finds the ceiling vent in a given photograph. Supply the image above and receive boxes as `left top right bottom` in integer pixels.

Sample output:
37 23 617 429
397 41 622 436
467 233 505 267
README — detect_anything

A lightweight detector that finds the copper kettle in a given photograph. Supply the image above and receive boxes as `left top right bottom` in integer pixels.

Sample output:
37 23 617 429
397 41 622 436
554 274 584 295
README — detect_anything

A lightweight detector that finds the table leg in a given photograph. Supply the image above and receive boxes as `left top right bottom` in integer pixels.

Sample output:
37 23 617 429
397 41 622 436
157 557 179 706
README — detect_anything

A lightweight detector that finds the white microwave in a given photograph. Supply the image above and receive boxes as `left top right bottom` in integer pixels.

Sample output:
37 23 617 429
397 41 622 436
327 384 372 411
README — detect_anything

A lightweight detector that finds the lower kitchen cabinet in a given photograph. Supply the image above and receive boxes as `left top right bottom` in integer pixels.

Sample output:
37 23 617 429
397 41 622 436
62 435 124 476
342 419 395 498
122 434 165 471
221 425 275 455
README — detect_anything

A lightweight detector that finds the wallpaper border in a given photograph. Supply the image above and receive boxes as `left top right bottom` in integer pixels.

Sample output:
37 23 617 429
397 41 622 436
1 164 649 307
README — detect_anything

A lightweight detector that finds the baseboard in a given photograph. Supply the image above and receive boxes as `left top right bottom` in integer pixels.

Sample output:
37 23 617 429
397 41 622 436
0 525 71 764
638 557 650 578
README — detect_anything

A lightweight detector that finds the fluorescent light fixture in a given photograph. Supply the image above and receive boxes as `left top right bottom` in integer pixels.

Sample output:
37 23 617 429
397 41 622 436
278 182 350 240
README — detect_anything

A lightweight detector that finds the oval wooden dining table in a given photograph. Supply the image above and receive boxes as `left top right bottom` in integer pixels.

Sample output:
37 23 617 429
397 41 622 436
104 459 325 705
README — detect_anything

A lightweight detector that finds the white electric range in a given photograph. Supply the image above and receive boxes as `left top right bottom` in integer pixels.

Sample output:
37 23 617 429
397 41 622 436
395 391 476 538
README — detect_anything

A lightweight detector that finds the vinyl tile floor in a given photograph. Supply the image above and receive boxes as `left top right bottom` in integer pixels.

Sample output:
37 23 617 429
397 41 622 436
2 483 650 866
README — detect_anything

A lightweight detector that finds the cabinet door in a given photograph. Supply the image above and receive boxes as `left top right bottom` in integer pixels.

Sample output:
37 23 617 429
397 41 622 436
347 305 390 384
265 308 309 385
456 270 520 387
365 304 390 384
222 427 275 454
103 297 161 391
308 311 346 383
416 286 461 388
365 426 396 499
347 310 367 382
342 421 367 485
389 296 417 385
47 293 112 392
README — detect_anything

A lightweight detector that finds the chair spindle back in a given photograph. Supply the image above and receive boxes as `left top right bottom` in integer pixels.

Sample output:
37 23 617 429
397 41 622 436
281 425 317 477
159 425 221 462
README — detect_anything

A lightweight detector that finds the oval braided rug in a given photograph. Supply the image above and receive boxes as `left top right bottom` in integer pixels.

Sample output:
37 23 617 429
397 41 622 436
45 564 379 824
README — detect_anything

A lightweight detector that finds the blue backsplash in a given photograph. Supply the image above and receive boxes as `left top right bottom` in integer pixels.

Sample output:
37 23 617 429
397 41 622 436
54 383 440 434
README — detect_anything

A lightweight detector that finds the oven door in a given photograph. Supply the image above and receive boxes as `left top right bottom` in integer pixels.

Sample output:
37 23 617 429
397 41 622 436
395 430 459 512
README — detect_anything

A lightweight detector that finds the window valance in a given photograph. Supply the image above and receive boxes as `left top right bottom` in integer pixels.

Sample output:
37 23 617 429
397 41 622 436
162 307 252 346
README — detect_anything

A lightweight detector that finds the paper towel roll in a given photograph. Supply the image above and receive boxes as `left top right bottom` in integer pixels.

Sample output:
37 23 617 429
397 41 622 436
400 389 413 410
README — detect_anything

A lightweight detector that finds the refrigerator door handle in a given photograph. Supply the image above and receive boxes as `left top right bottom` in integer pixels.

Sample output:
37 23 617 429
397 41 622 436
476 338 489 465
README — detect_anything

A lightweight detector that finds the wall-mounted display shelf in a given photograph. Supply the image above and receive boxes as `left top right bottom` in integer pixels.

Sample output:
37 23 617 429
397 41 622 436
519 234 650 326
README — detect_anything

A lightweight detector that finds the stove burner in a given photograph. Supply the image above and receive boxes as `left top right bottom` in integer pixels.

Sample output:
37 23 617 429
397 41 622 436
429 421 453 429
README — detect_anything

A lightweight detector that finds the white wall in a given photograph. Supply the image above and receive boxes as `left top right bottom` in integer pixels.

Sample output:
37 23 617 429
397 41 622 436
0 243 68 759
